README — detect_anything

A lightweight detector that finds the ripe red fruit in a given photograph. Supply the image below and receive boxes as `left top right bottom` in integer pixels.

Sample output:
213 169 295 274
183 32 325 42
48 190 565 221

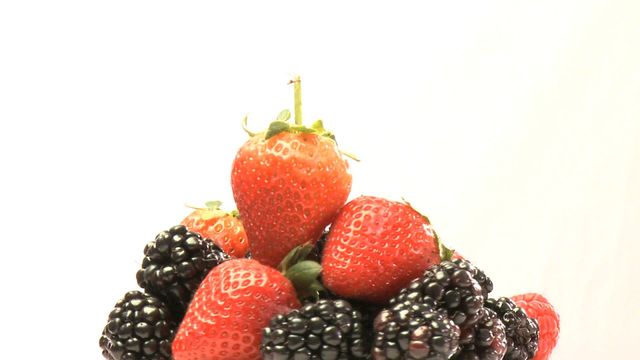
172 259 300 360
181 201 249 257
231 78 352 267
321 196 441 304
512 293 560 360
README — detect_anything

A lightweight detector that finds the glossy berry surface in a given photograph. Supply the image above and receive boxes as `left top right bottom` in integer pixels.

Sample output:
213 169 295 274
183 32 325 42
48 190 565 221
455 259 493 299
135 225 229 319
172 259 301 360
390 260 486 329
511 293 559 360
232 132 352 268
453 308 507 360
372 300 460 360
322 196 440 304
261 299 369 360
99 291 175 360
182 208 249 257
485 297 539 360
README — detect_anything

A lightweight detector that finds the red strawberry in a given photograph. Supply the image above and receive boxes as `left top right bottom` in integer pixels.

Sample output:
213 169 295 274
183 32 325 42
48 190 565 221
321 196 441 303
181 201 249 257
231 77 352 267
172 258 301 360
512 293 560 360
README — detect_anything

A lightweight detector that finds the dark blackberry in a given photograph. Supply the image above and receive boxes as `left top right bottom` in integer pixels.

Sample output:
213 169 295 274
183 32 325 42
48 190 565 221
99 291 175 360
390 260 486 329
453 308 507 360
313 288 382 353
372 300 460 360
261 299 369 360
485 298 539 360
310 230 330 262
136 225 229 319
452 259 493 299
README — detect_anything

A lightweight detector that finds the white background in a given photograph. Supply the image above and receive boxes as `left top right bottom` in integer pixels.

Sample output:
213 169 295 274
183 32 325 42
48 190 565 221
1 1 638 359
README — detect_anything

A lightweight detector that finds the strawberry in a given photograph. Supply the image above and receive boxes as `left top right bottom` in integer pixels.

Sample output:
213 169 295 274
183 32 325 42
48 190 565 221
181 201 249 257
231 77 352 267
512 293 560 360
172 259 301 360
321 196 442 304
172 245 324 360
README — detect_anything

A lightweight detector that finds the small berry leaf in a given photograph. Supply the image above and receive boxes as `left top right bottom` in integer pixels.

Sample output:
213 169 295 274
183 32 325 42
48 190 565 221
277 243 314 273
289 124 316 134
265 121 291 139
276 109 291 122
205 200 223 210
285 261 322 286
300 280 324 302
284 260 324 301
311 119 326 132
242 115 257 136
436 232 455 261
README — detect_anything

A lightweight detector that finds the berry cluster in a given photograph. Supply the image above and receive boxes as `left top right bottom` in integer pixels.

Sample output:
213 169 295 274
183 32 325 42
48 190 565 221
136 225 229 319
99 78 559 360
261 299 369 360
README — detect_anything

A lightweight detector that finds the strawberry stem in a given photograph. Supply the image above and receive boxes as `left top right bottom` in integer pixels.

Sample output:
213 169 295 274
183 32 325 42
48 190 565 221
290 76 302 125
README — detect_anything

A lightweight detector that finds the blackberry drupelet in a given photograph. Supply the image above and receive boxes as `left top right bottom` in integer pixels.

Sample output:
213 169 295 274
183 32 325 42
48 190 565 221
390 260 486 329
372 300 460 360
485 298 539 360
453 308 507 360
453 259 494 299
136 225 229 319
261 299 369 360
99 291 175 360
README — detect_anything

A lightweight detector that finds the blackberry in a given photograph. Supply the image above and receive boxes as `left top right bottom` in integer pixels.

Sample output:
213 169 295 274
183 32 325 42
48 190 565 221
261 299 369 360
452 259 493 299
313 288 383 351
310 230 330 262
99 291 175 360
390 260 486 329
372 300 460 360
453 308 507 360
136 225 229 319
485 298 539 360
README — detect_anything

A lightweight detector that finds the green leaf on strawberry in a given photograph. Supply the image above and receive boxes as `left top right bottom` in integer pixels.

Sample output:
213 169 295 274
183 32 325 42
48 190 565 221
278 243 314 273
285 260 323 301
265 120 291 139
204 200 222 209
436 232 455 262
276 109 291 122
277 244 325 302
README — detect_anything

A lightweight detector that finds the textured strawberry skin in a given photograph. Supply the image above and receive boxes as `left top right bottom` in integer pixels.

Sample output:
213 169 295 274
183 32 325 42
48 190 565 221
172 259 300 360
231 132 352 267
321 196 440 304
181 210 249 257
512 293 560 360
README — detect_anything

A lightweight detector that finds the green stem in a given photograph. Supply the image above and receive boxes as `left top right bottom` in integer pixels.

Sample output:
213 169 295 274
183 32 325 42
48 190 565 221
292 76 302 125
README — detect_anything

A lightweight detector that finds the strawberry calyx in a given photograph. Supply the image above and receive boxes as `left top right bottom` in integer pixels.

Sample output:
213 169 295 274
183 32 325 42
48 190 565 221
277 244 324 302
185 200 238 221
401 198 455 262
240 76 360 161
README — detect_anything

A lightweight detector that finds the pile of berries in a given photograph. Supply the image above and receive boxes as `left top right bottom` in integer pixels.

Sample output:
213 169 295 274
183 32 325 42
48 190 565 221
100 78 560 360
